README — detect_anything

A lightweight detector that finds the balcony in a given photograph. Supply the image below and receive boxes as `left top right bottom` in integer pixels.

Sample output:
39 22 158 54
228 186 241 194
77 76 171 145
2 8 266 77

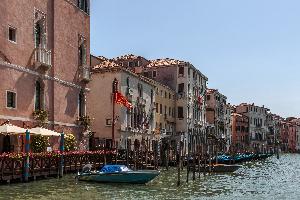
34 48 52 72
137 97 146 105
79 65 91 82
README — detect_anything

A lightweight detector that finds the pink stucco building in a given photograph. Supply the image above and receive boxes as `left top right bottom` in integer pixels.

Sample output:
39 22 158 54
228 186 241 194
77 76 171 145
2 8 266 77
231 113 250 153
0 0 91 153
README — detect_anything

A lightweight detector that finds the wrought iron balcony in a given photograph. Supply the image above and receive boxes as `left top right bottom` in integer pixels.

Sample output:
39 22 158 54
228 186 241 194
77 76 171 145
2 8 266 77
79 65 91 82
34 48 52 71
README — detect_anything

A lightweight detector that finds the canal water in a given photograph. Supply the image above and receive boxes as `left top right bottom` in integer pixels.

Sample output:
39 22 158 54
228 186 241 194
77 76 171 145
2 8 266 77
1 154 300 200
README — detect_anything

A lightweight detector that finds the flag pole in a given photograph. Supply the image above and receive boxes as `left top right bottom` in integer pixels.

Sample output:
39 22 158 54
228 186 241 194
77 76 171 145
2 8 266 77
112 78 118 149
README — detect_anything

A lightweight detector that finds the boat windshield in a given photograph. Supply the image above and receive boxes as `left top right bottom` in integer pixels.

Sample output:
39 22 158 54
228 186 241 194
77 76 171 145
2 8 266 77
100 165 132 173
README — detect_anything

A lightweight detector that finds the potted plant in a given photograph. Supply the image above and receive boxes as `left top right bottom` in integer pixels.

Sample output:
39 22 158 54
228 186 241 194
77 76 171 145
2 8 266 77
77 115 92 130
33 109 48 126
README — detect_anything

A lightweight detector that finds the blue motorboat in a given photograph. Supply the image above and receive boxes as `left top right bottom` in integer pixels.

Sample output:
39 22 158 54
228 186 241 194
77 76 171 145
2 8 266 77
77 165 160 184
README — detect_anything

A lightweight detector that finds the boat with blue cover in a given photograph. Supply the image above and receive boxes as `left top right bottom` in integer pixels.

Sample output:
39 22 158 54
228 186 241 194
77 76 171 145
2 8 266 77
77 165 160 184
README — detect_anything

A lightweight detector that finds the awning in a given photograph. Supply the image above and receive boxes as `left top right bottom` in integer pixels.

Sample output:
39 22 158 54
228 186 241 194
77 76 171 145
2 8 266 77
29 127 61 136
0 124 27 134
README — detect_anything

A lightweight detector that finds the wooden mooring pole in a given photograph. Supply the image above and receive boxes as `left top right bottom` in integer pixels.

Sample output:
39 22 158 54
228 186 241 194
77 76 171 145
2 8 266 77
186 138 190 183
177 140 182 186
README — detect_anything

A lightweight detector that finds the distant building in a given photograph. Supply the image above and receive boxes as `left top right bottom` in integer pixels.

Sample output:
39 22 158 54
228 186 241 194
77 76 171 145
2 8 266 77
236 103 269 153
224 104 234 151
206 89 227 152
286 118 298 153
151 81 176 138
280 121 289 152
0 0 91 153
231 113 249 152
266 113 282 153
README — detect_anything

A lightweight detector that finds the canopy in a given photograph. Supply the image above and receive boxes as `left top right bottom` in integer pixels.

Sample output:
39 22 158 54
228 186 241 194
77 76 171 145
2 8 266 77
0 124 27 134
29 127 61 136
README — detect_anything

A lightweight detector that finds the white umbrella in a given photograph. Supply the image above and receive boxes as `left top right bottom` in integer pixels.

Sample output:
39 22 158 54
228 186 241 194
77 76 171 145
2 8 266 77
0 124 27 134
29 127 61 136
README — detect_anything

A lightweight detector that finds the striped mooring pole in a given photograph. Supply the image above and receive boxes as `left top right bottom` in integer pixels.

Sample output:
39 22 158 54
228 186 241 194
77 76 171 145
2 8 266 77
24 129 30 182
59 132 65 177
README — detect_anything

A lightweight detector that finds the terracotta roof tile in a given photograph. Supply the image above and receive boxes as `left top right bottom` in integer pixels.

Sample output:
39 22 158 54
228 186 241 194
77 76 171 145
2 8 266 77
91 59 121 73
146 58 188 68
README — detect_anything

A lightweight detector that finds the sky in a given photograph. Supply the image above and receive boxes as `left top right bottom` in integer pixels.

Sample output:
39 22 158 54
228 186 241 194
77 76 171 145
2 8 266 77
90 0 300 118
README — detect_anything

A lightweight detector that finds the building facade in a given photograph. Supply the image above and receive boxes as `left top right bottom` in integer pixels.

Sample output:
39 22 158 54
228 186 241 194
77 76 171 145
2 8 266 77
88 60 156 149
266 114 282 153
231 113 249 153
206 89 227 152
152 81 176 138
224 104 233 151
113 55 208 154
0 0 91 153
236 103 269 153
143 59 208 154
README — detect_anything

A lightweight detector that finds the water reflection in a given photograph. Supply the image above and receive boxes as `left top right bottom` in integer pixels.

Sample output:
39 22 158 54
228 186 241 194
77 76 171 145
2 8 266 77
1 154 300 200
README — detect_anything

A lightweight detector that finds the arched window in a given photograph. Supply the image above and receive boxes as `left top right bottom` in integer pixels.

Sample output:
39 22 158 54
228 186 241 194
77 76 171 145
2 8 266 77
35 20 45 48
35 81 43 110
35 22 42 47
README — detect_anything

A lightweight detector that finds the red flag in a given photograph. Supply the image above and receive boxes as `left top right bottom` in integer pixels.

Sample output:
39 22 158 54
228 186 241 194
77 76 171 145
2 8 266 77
114 92 133 109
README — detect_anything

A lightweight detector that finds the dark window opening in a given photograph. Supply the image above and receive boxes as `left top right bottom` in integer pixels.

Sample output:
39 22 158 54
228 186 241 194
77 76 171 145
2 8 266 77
138 84 143 97
35 22 42 47
178 66 184 76
78 0 89 14
6 91 16 108
178 107 184 119
8 27 16 42
160 104 162 114
129 62 134 67
143 71 149 77
79 90 85 117
35 81 43 111
152 71 157 78
178 83 184 93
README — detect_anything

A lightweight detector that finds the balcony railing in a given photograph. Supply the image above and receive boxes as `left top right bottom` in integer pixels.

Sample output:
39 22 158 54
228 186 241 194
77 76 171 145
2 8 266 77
34 48 52 71
137 97 146 105
79 65 91 82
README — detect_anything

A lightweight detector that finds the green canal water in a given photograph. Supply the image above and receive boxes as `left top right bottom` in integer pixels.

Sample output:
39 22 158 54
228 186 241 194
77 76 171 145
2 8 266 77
1 154 300 200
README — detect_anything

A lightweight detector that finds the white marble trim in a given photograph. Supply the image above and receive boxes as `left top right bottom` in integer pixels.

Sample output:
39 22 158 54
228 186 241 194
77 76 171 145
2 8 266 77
0 61 90 91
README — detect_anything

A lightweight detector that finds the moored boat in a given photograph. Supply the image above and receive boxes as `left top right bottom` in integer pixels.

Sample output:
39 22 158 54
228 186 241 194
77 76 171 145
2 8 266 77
77 165 160 184
199 164 242 173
